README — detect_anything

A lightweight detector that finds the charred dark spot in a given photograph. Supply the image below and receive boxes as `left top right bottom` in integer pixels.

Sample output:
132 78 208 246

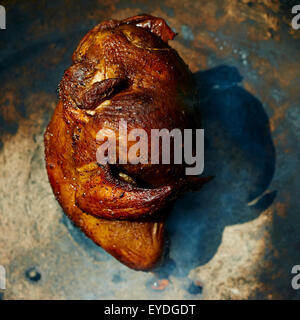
112 273 123 283
187 281 203 295
72 133 80 141
25 267 41 282
268 28 274 38
0 114 19 135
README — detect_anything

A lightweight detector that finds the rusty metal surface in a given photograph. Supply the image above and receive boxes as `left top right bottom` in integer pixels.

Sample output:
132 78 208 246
0 0 299 299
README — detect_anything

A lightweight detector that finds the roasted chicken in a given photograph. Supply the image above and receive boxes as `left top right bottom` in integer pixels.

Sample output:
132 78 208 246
44 15 208 270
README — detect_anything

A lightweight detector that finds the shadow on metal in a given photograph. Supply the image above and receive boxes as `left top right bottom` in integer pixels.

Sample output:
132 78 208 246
159 65 276 277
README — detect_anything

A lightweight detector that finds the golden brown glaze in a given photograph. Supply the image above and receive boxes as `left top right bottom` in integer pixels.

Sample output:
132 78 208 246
44 15 208 270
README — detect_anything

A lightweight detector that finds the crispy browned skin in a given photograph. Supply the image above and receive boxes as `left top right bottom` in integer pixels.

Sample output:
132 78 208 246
44 15 208 270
